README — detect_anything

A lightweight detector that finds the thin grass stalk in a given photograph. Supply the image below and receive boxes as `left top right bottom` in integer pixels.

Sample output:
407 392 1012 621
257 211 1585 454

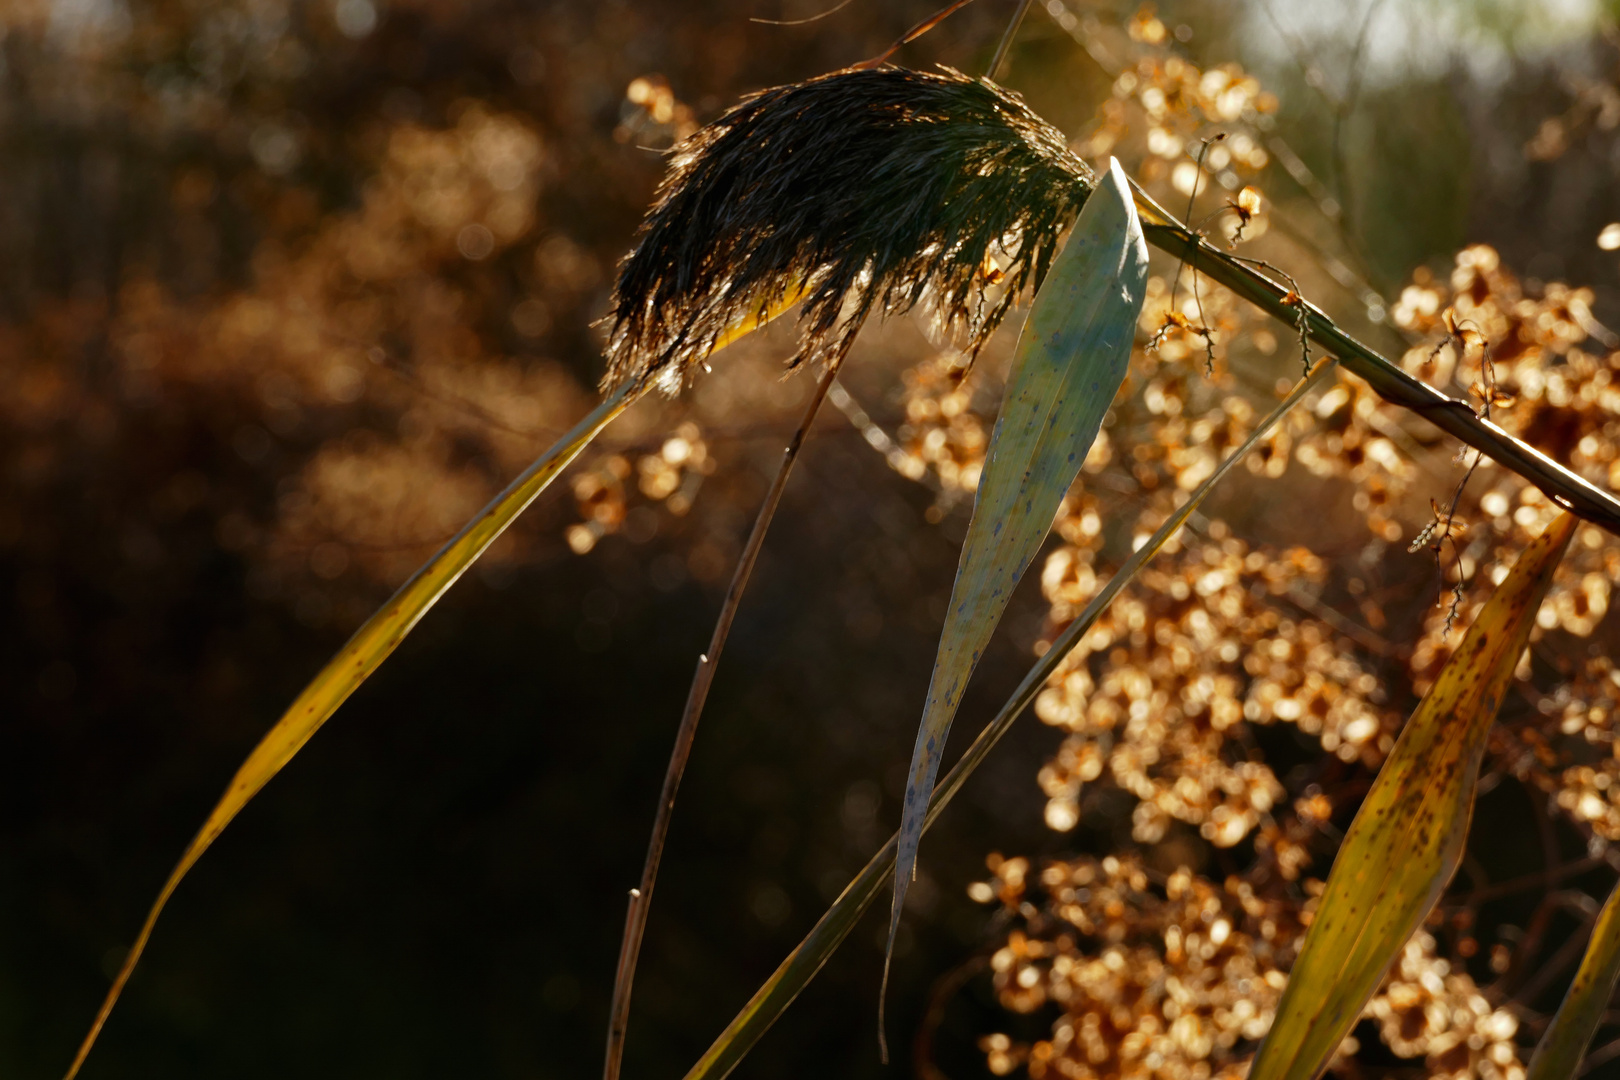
603 361 844 1080
986 0 1033 79
682 357 1339 1080
1125 181 1620 535
63 380 640 1080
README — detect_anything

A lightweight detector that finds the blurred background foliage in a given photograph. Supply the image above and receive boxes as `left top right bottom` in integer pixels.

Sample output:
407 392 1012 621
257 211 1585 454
6 0 1620 1078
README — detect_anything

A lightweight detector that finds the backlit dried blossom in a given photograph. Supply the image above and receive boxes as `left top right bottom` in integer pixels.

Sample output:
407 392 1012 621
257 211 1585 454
974 854 1305 1080
1293 245 1620 691
976 861 1525 1080
1076 54 1276 186
893 352 990 496
1034 536 1396 844
1366 932 1524 1080
567 422 712 554
959 17 1620 1080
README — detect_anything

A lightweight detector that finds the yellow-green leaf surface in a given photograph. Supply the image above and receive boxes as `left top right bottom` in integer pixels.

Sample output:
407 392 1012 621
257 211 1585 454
889 157 1148 985
1250 511 1579 1080
62 381 636 1079
1527 877 1620 1080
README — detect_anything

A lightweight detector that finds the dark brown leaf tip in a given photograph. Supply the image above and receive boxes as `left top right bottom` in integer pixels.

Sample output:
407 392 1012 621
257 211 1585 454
603 66 1095 392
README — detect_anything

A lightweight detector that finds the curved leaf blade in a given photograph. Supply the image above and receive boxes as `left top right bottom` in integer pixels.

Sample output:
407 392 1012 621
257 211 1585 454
1526 877 1620 1080
886 157 1148 1020
1250 511 1579 1080
63 382 637 1079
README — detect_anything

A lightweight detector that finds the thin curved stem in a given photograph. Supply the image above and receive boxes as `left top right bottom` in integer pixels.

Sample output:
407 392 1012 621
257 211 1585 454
986 0 1033 79
602 360 844 1080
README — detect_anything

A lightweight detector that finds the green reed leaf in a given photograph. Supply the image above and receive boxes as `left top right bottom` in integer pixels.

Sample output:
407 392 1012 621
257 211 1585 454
886 157 1148 1027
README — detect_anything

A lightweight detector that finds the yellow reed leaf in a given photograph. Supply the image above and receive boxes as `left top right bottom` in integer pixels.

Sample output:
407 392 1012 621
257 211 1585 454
1249 511 1578 1080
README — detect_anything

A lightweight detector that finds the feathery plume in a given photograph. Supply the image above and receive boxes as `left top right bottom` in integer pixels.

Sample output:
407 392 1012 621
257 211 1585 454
604 66 1095 392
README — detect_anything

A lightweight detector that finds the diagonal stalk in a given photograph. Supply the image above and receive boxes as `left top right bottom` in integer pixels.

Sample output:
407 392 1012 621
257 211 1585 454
986 0 1033 79
681 357 1339 1080
602 361 844 1080
1126 181 1620 535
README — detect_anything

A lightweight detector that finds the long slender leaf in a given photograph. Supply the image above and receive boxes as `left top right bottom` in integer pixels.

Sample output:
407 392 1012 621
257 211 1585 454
889 157 1148 993
62 381 637 1078
1249 510 1579 1080
1526 877 1620 1080
684 359 1339 1080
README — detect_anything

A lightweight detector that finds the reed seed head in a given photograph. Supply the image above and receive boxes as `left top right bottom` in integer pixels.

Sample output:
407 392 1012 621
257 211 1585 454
603 65 1095 392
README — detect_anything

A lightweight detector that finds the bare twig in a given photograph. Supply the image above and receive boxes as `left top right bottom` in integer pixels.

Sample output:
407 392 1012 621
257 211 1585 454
913 954 989 1080
1409 314 1496 631
1492 888 1600 1004
1448 856 1608 909
1165 137 1223 374
1579 1033 1620 1076
751 0 858 26
602 361 844 1080
1512 894 1602 1007
1285 584 1394 657
1228 251 1312 372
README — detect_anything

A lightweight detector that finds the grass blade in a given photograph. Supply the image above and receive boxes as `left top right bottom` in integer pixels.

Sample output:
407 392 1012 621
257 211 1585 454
684 358 1339 1080
1249 510 1579 1080
1526 878 1620 1080
63 380 637 1079
887 157 1148 1030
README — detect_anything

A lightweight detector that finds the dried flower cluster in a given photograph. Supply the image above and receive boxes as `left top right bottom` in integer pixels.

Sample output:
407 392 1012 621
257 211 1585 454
1034 533 1396 847
891 352 990 500
1366 932 1524 1080
972 854 1306 1079
1498 652 1620 843
1302 244 1618 658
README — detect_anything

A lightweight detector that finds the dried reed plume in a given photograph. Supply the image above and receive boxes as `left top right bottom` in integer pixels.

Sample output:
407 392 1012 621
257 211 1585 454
603 66 1095 391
